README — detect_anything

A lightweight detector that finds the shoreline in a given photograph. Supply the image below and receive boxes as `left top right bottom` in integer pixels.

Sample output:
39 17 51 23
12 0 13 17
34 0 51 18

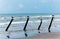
19 32 60 39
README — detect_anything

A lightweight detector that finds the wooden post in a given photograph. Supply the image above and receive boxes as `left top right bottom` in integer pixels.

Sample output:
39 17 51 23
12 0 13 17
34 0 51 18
5 17 14 31
38 19 42 33
23 16 29 37
48 15 54 32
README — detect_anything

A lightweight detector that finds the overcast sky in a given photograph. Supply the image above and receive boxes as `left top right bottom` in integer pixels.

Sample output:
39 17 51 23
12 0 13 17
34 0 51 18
0 0 60 14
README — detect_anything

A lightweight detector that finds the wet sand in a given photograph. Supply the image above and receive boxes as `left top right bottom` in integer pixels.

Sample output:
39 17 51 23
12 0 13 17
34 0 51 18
19 32 60 39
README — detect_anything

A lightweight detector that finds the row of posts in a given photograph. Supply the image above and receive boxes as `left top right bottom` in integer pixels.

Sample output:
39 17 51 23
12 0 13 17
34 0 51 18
5 15 54 38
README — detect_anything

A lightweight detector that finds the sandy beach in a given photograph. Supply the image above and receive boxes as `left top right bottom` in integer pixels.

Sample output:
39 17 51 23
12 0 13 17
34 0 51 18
18 32 60 39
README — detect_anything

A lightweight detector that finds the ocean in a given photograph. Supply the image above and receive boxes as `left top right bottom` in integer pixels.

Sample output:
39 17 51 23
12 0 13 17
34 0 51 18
0 15 60 39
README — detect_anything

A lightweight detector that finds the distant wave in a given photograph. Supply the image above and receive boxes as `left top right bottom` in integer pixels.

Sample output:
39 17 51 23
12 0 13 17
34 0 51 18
0 20 40 25
0 15 52 20
0 18 60 25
